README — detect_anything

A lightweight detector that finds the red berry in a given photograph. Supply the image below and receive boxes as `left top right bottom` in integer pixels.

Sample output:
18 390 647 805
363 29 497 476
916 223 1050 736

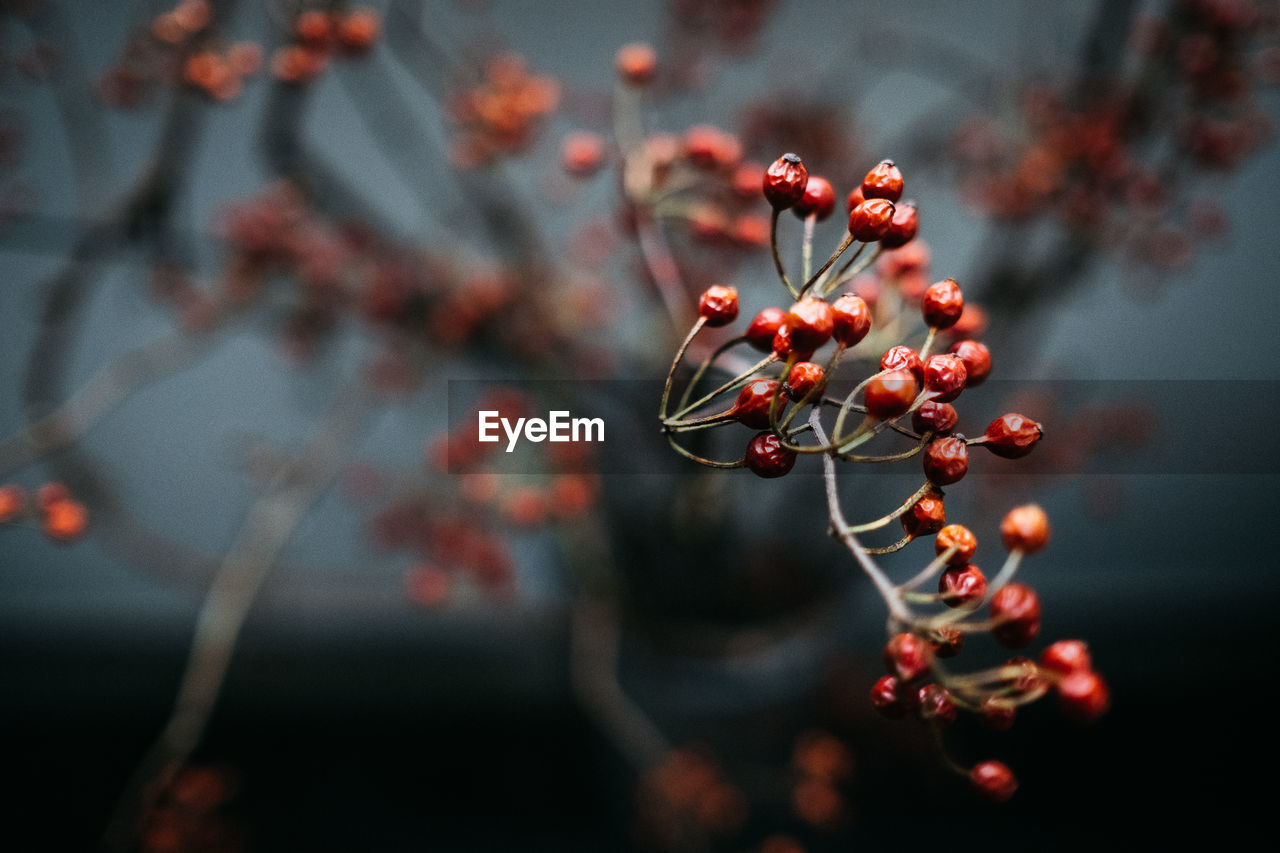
745 432 796 478
864 370 918 420
884 632 934 683
848 198 895 242
561 131 606 177
844 185 865 212
912 401 958 436
929 625 965 658
881 201 919 249
698 285 739 326
989 583 1041 648
615 42 657 85
939 563 987 607
922 354 967 403
861 159 904 202
1000 504 1050 553
948 340 991 386
970 761 1018 802
1040 640 1092 676
935 524 977 565
1057 670 1110 723
923 436 969 486
771 324 815 363
745 307 786 352
870 674 910 719
785 361 826 401
763 153 809 210
337 7 380 51
880 345 923 382
0 484 25 523
982 414 1043 458
917 683 957 726
793 175 836 221
44 498 88 542
785 297 835 353
37 482 71 510
831 293 871 347
921 279 964 329
901 491 945 538
980 697 1017 731
734 379 782 429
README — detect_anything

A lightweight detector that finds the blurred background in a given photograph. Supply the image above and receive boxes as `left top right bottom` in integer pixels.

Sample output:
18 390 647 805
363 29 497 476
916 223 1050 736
1 0 1277 850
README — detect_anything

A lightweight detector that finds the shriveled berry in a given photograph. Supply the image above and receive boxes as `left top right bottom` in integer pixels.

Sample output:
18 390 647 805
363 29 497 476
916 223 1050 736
745 307 786 352
970 761 1018 802
785 297 835 353
901 491 945 538
929 625 964 658
880 345 923 382
935 524 976 565
786 362 826 401
922 354 967 403
982 414 1043 458
831 293 871 346
949 340 991 386
864 370 918 421
939 563 986 607
1000 504 1050 553
763 153 808 210
698 285 739 327
990 583 1041 648
980 697 1017 731
745 432 796 478
861 159 904 202
912 401 958 436
771 324 815 363
615 42 657 85
881 201 919 248
848 198 895 242
1040 640 1092 676
924 436 969 486
734 379 783 429
1057 670 1110 723
921 279 964 329
870 674 909 719
917 684 957 726
884 632 934 683
793 175 836 221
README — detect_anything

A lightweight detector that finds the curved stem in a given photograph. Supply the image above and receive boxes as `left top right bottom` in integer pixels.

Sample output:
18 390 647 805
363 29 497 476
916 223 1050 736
660 316 706 420
848 482 936 534
770 208 798 297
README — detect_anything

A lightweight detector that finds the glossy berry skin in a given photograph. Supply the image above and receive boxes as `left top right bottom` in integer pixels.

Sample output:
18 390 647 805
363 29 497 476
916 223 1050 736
912 401 958 436
936 524 977 564
1040 640 1092 676
734 380 782 429
864 370 918 420
848 198 895 242
1057 670 1110 723
881 201 919 249
939 563 987 607
615 42 657 85
970 761 1018 802
924 436 969 486
929 625 964 658
982 414 1043 458
870 675 916 719
901 492 946 539
949 340 991 386
786 362 826 401
698 285 739 327
831 293 871 346
884 633 934 683
745 432 796 478
771 324 816 363
763 153 809 210
922 354 967 403
880 346 923 382
917 684 957 726
921 279 965 329
861 159 904 202
785 297 835 353
745 307 786 352
1000 504 1051 553
990 583 1042 648
980 698 1017 731
793 175 836 220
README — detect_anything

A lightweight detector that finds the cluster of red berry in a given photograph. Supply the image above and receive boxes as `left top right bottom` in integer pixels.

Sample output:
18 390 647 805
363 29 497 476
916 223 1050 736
270 5 380 85
659 154 1106 800
0 481 89 543
446 52 561 168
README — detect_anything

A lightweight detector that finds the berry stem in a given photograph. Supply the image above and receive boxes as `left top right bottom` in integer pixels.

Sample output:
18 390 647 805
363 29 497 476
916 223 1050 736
668 353 776 422
814 242 865 294
770 208 799 298
847 481 936 533
664 431 744 469
841 433 930 463
798 233 855 297
801 213 816 283
660 316 707 421
675 334 749 413
865 534 914 555
919 327 938 359
897 543 960 592
820 244 882 297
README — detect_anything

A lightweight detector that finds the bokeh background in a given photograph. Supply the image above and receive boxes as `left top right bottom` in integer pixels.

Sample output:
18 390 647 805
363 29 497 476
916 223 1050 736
1 0 1277 850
